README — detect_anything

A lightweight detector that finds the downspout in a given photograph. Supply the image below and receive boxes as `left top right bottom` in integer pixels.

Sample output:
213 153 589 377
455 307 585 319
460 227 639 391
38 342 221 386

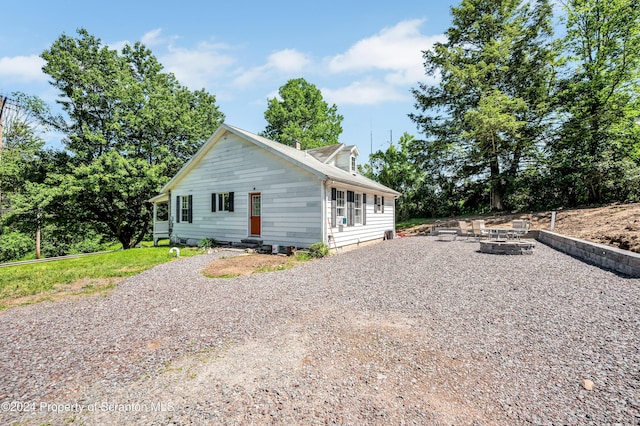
153 202 158 246
321 179 328 246
167 189 172 238
393 194 398 234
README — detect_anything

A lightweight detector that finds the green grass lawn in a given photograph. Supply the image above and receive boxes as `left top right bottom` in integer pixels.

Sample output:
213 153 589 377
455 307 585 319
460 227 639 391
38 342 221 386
0 245 199 310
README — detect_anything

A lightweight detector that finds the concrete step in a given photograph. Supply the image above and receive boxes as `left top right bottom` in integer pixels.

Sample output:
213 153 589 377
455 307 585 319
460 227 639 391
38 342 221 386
241 238 263 245
232 242 261 249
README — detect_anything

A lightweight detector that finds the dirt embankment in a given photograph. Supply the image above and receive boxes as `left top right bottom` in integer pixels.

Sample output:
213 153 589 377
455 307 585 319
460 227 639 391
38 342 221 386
400 202 640 253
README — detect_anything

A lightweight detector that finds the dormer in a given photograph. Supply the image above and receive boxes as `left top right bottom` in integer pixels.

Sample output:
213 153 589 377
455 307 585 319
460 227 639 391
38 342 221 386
307 144 359 174
335 145 359 174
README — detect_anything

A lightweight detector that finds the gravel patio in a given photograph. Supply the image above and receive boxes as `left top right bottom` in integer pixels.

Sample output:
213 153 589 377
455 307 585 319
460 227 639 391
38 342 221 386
0 236 638 425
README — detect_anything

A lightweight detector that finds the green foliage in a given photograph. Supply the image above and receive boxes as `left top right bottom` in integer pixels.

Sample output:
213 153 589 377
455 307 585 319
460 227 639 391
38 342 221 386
362 132 440 220
0 229 33 262
37 29 225 249
198 237 218 249
410 0 557 212
293 252 312 262
262 78 343 149
308 242 330 258
550 0 640 205
59 152 166 249
39 226 110 258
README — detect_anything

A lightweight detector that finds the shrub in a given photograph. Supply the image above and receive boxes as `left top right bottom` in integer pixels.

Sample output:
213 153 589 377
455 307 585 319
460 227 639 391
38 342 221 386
198 237 218 249
0 230 33 262
308 242 330 258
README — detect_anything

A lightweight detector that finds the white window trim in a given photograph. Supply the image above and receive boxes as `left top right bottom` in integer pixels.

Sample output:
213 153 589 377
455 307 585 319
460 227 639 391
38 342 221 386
218 192 231 212
336 190 345 218
354 193 362 225
181 196 190 222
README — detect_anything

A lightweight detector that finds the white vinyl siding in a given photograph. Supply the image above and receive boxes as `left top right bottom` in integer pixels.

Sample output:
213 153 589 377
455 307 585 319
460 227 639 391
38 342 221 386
326 186 396 248
171 134 322 247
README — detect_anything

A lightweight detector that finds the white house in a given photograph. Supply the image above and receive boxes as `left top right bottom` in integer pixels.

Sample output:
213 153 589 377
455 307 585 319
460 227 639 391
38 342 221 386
150 123 400 251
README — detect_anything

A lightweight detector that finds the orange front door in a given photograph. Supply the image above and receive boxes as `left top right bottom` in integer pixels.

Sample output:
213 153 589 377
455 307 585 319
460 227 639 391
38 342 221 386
250 193 261 235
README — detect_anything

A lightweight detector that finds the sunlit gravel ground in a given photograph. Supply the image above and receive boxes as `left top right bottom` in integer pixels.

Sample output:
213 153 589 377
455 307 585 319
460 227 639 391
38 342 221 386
1 236 638 425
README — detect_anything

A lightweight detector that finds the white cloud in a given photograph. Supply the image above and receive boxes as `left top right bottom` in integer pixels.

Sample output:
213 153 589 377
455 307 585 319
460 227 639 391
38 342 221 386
268 49 310 73
0 55 47 82
110 29 169 52
160 41 236 89
328 19 445 85
233 65 268 88
322 79 408 105
233 48 311 87
109 39 130 52
141 28 163 46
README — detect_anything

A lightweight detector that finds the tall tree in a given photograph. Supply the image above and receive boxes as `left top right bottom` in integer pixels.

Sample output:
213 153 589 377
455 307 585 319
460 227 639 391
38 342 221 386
262 78 343 149
41 29 224 174
0 93 49 261
552 0 640 204
40 29 225 248
0 93 47 214
362 133 425 220
410 0 556 211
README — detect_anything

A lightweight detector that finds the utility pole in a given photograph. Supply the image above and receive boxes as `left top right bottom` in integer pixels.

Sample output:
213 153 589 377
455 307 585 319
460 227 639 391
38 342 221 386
0 95 7 215
0 95 7 161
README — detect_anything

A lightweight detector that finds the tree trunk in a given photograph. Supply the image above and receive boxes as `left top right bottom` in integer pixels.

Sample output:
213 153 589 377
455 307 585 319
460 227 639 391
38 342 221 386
489 136 504 211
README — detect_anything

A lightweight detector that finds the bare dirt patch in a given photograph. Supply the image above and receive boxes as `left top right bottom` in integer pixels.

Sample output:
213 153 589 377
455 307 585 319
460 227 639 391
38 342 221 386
401 202 640 253
0 277 120 312
202 253 301 278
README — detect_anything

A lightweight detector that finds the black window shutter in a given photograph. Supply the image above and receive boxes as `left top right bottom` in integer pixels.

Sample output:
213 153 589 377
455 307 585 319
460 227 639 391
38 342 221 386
211 193 216 212
176 196 181 223
347 191 354 226
229 192 234 212
330 188 337 227
168 190 172 233
374 195 378 213
188 195 193 223
382 196 385 214
362 194 367 225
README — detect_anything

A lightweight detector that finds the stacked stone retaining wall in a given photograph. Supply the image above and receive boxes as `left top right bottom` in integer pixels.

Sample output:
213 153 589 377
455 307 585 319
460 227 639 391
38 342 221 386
537 230 640 278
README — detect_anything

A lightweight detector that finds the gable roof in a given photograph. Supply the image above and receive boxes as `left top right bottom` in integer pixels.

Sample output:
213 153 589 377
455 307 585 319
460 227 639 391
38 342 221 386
307 144 360 164
159 123 400 196
306 144 344 163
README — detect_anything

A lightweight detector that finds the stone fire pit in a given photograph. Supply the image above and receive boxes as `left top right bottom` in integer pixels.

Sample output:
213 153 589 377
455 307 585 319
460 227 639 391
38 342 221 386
479 239 535 255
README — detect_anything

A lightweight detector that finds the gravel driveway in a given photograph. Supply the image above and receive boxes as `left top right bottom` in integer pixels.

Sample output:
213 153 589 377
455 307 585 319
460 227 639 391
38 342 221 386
1 237 638 425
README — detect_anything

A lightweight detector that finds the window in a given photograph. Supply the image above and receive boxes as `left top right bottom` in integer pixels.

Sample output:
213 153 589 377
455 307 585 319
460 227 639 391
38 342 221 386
373 195 384 213
251 194 261 216
181 196 190 222
176 195 192 223
336 190 345 217
219 193 231 212
354 193 362 224
211 192 234 212
350 156 356 173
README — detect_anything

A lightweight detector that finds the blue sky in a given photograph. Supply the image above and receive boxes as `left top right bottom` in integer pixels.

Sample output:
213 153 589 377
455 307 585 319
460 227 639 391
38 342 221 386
1 0 458 158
